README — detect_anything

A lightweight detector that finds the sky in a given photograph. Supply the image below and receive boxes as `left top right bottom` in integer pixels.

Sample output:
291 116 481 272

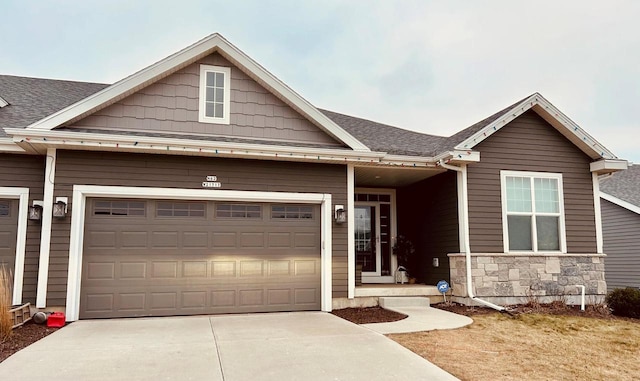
1 1 639 162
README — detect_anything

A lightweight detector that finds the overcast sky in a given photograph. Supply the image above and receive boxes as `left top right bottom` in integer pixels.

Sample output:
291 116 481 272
2 1 638 162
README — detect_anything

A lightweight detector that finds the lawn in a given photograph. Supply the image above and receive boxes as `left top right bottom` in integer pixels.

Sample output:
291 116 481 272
389 311 640 381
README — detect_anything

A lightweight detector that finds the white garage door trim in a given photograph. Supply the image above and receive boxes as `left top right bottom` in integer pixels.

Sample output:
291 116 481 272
0 187 30 305
65 185 333 321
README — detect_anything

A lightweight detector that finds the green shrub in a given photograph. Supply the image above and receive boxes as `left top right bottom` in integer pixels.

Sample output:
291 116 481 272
606 288 640 319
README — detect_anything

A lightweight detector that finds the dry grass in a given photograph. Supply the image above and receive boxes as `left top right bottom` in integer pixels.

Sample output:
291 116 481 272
389 312 640 381
0 265 12 341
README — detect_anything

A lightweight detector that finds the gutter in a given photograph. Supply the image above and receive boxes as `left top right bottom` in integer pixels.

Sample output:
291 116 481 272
438 160 506 312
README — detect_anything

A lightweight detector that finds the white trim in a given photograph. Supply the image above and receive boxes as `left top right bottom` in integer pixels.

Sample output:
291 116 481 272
0 187 29 305
0 96 8 108
9 128 386 163
198 65 231 124
590 159 628 174
347 164 355 298
25 34 369 152
0 138 26 153
601 192 640 216
455 93 618 160
456 170 467 253
36 148 56 308
65 185 333 321
592 173 603 253
500 170 567 253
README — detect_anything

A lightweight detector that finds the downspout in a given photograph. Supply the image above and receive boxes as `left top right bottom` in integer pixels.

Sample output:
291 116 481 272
438 160 506 312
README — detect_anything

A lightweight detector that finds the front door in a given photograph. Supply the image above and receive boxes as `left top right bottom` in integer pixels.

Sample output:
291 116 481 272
355 198 393 282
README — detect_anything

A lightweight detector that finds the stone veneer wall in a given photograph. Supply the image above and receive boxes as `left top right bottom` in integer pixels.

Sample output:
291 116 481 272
448 254 607 305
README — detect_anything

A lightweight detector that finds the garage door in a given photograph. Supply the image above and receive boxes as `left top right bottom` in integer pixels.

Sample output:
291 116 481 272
80 199 321 319
0 199 18 277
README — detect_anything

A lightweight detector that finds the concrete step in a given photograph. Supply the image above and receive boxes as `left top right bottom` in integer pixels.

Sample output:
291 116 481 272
379 296 431 308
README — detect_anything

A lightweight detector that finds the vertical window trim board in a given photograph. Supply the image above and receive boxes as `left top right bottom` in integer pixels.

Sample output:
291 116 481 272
499 170 567 254
36 148 56 308
0 187 30 305
347 164 355 298
198 64 231 124
65 185 332 321
592 172 603 254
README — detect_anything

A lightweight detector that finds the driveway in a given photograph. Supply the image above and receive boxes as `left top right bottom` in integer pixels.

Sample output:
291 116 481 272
0 312 457 380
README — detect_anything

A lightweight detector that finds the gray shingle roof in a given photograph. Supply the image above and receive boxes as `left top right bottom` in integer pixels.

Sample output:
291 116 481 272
601 164 640 208
0 75 107 136
0 74 531 159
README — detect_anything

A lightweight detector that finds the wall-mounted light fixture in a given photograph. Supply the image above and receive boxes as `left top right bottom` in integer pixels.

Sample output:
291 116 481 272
53 197 68 218
28 201 44 221
334 205 346 224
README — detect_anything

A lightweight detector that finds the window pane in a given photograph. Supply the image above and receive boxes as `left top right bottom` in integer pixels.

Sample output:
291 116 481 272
214 103 224 118
205 102 215 117
215 72 224 87
0 201 9 217
206 87 215 101
508 215 532 250
506 176 531 213
215 88 224 103
534 178 559 213
206 72 216 86
537 216 560 250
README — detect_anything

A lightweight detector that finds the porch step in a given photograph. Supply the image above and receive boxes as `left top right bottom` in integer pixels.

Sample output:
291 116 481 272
379 297 431 308
355 284 440 298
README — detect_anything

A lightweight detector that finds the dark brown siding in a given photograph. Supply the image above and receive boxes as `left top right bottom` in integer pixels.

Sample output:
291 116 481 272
48 150 347 306
69 53 342 147
398 171 459 284
601 199 640 290
468 110 597 253
0 153 45 302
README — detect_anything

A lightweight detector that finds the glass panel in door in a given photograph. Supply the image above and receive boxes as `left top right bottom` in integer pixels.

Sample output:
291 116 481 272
355 205 376 272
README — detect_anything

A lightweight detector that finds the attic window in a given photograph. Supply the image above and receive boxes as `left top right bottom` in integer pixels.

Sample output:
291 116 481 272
198 64 231 124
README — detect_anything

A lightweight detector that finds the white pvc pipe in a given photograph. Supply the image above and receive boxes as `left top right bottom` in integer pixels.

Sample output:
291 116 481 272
576 285 586 311
439 160 505 311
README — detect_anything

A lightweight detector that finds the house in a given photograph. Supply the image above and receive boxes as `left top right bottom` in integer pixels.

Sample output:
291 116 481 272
0 34 628 321
600 164 640 291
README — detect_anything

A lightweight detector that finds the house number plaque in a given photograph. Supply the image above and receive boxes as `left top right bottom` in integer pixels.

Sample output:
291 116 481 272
202 175 222 188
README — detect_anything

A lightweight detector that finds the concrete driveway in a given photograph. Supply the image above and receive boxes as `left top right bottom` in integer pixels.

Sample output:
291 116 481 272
0 312 457 380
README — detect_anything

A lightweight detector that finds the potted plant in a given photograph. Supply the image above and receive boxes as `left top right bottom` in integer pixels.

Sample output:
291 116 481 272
392 236 415 284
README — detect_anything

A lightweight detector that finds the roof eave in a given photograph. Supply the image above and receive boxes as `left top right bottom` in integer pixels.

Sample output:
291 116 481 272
590 159 628 174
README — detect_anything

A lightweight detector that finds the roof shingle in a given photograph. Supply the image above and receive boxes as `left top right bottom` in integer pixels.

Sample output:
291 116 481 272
600 164 640 208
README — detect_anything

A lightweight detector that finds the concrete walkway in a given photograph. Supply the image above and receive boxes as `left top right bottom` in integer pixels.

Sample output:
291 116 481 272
0 312 458 381
363 306 473 334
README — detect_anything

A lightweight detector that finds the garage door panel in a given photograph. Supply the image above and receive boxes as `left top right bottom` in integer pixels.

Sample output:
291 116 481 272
0 199 19 274
81 199 321 318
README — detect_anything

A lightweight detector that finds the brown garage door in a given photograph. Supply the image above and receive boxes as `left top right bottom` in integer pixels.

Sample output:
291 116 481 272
0 199 18 277
80 199 321 319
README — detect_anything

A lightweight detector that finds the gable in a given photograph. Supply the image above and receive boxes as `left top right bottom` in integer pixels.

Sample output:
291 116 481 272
66 53 343 147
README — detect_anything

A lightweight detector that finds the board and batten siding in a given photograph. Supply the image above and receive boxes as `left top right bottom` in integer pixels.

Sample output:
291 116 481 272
601 199 640 290
68 52 342 148
467 110 597 253
0 153 45 303
47 150 348 307
398 171 459 284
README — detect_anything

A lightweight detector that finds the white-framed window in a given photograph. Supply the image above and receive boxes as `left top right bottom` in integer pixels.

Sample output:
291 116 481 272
500 171 567 253
198 64 231 124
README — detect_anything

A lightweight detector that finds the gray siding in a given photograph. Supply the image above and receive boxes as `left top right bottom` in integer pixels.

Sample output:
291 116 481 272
602 199 640 290
0 153 45 303
398 171 459 284
468 110 597 253
69 53 342 147
48 150 347 306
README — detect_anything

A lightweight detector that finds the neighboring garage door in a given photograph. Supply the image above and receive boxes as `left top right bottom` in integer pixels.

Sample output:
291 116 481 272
80 199 321 319
0 199 18 277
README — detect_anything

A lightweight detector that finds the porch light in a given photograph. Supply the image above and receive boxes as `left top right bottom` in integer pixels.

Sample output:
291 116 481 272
28 202 43 221
334 205 346 224
53 197 68 218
